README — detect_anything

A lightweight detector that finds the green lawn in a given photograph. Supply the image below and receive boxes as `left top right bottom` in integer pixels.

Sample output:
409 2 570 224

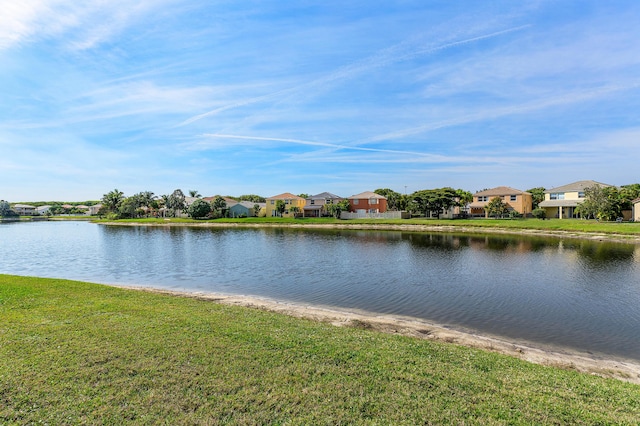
1 275 639 424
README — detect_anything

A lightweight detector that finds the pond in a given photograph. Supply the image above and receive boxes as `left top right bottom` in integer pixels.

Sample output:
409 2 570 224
2 221 640 361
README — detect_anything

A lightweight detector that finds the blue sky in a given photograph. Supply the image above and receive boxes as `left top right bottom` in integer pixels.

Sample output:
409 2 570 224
2 1 640 201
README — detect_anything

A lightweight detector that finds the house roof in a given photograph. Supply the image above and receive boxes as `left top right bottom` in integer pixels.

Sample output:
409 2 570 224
267 192 305 200
473 186 530 196
309 192 343 200
13 204 36 208
538 199 584 208
348 191 387 200
545 180 614 193
631 198 640 204
231 201 263 209
303 204 323 210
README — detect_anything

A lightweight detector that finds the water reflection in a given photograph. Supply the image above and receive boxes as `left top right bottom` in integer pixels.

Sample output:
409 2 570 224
2 221 640 361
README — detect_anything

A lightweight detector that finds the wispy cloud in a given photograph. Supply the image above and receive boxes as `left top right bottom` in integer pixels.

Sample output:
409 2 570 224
178 24 531 126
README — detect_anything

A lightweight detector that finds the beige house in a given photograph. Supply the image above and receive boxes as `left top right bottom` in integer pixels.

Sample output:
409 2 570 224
538 180 614 219
12 204 36 215
632 198 640 222
469 187 532 218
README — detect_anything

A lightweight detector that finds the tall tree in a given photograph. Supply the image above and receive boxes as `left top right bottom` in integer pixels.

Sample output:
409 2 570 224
576 185 621 221
275 200 286 217
374 188 403 211
411 187 458 219
188 190 201 198
526 187 546 210
211 196 227 218
101 189 124 213
0 200 14 217
165 189 186 217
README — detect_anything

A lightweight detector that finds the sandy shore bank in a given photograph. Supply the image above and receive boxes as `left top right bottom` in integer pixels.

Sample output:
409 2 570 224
117 285 640 385
100 221 640 245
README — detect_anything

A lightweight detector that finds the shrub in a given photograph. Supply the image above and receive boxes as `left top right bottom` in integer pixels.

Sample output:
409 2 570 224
532 208 546 219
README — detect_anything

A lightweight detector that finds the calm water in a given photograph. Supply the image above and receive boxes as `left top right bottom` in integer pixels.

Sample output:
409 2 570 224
2 221 640 361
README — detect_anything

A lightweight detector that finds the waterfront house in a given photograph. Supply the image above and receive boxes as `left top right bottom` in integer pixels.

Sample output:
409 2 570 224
12 204 36 215
88 204 103 215
304 192 344 217
36 205 51 215
229 201 265 218
469 187 533 218
347 191 388 214
538 180 614 219
265 193 306 217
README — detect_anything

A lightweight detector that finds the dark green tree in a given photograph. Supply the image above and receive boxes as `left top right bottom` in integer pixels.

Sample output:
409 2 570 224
526 187 546 209
275 200 286 217
411 187 458 219
101 189 124 213
576 185 621 221
188 199 212 219
374 188 403 211
325 199 351 218
485 196 509 218
165 189 186 217
0 200 15 217
211 196 227 218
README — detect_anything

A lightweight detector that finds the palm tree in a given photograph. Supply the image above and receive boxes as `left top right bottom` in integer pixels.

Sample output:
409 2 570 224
101 189 124 213
189 190 202 198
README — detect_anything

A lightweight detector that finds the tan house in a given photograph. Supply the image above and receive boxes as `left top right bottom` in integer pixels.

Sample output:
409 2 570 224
469 187 533 218
632 198 640 222
304 192 343 217
538 180 614 219
265 193 306 217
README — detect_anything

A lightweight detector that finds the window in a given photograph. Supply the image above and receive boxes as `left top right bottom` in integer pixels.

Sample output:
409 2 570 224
510 195 517 201
353 199 359 205
578 192 585 198
285 199 290 204
369 198 378 204
477 196 488 202
310 200 315 205
550 193 565 200
270 200 274 205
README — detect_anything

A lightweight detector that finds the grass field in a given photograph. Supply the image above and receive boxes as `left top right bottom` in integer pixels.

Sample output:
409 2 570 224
2 274 639 424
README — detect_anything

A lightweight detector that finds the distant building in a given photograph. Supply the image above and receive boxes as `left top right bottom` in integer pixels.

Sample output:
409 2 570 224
265 193 306 217
538 180 614 219
469 187 533 218
347 191 388 214
304 192 343 217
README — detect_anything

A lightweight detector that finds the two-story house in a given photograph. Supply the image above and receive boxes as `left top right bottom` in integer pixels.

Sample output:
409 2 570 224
347 191 388 214
265 193 306 217
538 180 614 219
469 186 533 218
303 192 343 217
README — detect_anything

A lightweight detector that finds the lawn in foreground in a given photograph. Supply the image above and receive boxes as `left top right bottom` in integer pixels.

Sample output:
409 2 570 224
1 275 639 424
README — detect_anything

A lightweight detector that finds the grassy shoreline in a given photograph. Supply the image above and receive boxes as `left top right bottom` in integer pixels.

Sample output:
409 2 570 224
95 217 640 244
2 274 639 424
